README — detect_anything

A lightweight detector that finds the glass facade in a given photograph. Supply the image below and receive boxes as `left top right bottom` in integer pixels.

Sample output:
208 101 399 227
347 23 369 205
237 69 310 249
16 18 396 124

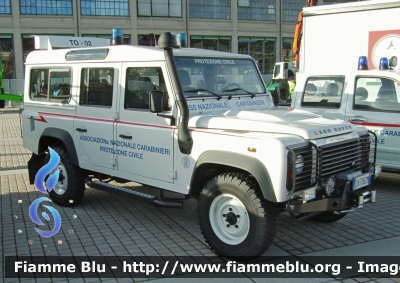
20 0 72 15
238 0 275 21
81 0 129 16
190 36 231 52
238 37 276 74
282 0 304 22
0 35 14 79
138 0 182 17
190 0 231 20
0 0 11 14
282 38 293 61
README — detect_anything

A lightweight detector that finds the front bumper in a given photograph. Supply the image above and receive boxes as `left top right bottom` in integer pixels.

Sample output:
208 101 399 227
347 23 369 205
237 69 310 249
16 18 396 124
286 169 377 214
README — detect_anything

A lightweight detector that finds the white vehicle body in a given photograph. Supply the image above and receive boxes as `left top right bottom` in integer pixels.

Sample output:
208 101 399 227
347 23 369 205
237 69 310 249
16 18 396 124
22 33 378 260
290 0 400 172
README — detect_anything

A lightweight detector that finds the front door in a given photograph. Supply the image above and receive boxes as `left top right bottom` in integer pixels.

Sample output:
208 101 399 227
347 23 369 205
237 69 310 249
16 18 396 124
116 62 175 183
346 76 400 170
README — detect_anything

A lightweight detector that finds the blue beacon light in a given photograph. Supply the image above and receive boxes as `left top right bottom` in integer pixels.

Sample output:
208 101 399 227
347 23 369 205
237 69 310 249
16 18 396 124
112 28 124 46
357 56 369 70
379 57 389 70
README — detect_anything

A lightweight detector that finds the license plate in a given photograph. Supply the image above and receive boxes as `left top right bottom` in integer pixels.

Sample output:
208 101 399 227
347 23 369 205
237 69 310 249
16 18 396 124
352 173 372 191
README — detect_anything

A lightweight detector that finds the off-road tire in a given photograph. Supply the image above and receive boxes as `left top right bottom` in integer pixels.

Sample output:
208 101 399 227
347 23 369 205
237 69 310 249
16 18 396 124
198 172 276 261
47 146 86 206
309 211 347 223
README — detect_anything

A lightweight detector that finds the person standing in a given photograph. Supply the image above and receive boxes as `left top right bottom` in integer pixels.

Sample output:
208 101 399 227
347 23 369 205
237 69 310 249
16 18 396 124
288 76 296 99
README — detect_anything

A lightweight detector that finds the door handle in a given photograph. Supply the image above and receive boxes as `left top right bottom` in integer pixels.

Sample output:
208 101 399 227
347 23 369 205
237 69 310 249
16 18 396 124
349 117 367 123
75 128 87 132
119 134 132 139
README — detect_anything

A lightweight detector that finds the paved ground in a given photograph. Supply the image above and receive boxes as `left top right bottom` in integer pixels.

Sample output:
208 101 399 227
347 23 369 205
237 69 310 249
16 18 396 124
1 107 400 283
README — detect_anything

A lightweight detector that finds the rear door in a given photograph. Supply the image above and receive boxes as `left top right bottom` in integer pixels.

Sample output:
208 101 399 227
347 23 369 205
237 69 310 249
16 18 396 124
73 65 118 169
345 75 400 171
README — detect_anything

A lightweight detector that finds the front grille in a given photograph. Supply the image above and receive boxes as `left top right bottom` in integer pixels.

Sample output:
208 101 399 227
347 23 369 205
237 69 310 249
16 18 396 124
320 138 362 178
286 132 375 194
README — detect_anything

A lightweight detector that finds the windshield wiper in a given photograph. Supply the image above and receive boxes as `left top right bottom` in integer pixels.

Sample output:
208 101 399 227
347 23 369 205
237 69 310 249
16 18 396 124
184 88 222 99
221 87 255 98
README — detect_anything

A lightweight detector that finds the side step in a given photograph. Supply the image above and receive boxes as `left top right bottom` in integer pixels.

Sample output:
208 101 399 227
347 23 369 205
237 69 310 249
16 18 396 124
85 178 183 209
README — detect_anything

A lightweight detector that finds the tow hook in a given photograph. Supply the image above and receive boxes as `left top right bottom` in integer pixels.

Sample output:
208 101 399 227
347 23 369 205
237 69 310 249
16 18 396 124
355 189 376 208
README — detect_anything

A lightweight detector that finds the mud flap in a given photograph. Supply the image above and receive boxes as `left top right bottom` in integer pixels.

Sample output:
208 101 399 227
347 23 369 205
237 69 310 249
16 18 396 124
27 153 44 184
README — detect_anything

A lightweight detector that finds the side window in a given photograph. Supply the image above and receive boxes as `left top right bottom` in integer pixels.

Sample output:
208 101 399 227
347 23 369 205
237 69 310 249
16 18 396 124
49 70 72 103
355 77 400 112
30 68 72 103
79 67 114 107
301 76 344 108
125 67 171 111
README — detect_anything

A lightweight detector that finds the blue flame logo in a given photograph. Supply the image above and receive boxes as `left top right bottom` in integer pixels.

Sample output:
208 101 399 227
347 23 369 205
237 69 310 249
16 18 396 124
29 147 62 237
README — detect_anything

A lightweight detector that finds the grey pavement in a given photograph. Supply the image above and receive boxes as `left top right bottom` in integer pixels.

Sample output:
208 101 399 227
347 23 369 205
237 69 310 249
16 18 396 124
1 106 400 283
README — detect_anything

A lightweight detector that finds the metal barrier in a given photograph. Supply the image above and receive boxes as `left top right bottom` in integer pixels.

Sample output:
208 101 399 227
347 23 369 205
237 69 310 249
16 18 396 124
2 79 24 94
0 79 24 107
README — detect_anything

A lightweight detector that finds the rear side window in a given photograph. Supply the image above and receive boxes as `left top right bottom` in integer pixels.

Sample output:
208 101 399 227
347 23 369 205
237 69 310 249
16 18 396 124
354 77 400 112
301 76 345 108
30 68 72 103
79 67 114 107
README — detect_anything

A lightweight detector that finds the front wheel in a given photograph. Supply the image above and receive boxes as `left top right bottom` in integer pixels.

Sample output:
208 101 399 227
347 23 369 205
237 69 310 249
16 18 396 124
198 173 276 261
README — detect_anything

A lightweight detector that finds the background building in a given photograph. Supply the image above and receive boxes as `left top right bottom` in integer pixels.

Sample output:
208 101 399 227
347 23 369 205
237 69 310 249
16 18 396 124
0 0 359 81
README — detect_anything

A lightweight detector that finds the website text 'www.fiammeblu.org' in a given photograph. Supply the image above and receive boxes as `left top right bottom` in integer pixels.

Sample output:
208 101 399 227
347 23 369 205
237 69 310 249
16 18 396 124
9 257 400 278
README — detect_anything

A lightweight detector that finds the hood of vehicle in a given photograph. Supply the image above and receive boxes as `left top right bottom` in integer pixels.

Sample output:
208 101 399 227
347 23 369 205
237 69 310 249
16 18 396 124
189 108 355 140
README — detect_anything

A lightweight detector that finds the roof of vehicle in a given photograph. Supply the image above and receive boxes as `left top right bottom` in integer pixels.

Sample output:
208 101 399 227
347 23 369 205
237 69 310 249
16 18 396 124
303 0 400 16
25 45 253 65
300 70 400 77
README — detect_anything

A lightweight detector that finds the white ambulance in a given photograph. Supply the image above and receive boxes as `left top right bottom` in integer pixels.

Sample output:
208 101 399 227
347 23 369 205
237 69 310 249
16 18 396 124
288 0 400 173
22 33 379 261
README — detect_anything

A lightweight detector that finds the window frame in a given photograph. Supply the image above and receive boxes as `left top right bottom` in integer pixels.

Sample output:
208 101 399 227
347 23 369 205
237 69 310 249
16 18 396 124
137 0 182 18
301 76 345 109
29 67 73 104
79 67 115 108
20 0 73 15
124 66 171 112
189 0 230 20
80 0 129 17
353 76 400 113
0 0 11 14
237 0 275 21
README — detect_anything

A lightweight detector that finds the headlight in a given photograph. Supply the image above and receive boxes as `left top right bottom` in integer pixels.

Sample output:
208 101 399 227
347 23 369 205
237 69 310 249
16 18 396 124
295 154 304 174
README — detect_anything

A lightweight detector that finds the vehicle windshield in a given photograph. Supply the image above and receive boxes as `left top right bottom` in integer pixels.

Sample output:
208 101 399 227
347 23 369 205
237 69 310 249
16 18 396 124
175 57 266 98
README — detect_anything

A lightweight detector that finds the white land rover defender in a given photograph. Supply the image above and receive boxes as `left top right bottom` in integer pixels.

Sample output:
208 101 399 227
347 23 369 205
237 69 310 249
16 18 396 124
22 33 379 261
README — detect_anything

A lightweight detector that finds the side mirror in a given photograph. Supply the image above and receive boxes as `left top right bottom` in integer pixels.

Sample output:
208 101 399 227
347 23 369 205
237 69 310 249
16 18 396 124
150 90 164 113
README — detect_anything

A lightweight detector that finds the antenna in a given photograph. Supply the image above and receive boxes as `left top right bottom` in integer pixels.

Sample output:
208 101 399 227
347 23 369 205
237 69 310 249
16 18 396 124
150 16 157 47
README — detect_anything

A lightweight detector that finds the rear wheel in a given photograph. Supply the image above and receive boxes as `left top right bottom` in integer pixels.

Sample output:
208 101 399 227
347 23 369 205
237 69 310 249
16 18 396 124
47 146 86 206
198 172 276 261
